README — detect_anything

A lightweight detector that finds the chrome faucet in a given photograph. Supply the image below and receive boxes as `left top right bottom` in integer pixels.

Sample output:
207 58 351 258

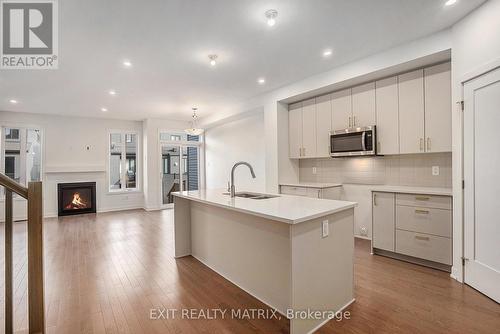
230 161 256 197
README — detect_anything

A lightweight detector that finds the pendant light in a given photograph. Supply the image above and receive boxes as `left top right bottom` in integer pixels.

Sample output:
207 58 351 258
185 107 204 136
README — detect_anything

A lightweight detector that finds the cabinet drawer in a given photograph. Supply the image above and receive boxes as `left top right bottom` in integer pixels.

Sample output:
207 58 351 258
280 186 308 197
306 188 321 198
396 193 451 210
396 205 451 238
396 229 451 265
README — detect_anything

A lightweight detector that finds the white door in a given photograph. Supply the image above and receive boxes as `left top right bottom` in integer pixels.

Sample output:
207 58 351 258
424 62 452 153
463 66 500 303
315 94 332 158
398 69 425 154
301 98 317 158
288 102 303 158
332 88 352 130
375 76 399 155
352 82 376 127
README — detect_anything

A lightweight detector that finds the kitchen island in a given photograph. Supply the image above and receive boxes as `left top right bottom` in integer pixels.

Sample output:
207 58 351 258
173 189 357 334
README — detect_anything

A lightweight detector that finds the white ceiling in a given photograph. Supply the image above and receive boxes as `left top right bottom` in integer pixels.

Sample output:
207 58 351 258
0 0 486 121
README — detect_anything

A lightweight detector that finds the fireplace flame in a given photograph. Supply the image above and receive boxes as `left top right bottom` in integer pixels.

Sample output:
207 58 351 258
65 192 88 209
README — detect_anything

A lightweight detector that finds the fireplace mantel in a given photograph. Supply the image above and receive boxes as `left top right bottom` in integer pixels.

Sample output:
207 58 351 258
45 165 106 173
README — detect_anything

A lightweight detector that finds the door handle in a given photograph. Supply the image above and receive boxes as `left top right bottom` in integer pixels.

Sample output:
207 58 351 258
348 116 352 128
354 116 357 126
373 194 377 206
427 137 431 151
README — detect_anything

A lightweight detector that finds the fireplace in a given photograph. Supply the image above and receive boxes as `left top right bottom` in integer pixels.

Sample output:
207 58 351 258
57 182 96 216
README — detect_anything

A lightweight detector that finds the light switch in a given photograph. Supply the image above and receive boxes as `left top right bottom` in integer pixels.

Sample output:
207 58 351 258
432 166 440 176
322 220 329 238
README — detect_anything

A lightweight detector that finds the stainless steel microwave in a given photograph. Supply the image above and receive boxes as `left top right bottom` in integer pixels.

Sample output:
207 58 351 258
330 125 377 157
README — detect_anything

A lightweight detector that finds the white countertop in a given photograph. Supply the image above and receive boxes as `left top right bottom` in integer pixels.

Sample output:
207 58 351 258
279 182 343 189
173 189 357 224
370 185 452 196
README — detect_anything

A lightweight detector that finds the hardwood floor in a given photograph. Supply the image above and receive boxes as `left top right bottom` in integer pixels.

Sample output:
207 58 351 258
0 209 498 333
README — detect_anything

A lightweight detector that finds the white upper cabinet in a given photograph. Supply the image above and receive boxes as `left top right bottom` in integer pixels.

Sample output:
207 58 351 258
332 88 352 130
424 62 452 153
376 76 399 155
315 94 332 158
398 69 425 154
288 102 303 159
301 98 317 158
352 82 376 127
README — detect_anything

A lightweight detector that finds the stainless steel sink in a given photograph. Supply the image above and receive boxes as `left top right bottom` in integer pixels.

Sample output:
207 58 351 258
222 192 279 200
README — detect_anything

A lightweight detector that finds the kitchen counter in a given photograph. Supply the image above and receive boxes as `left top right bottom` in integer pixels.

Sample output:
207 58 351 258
279 182 343 189
173 189 356 224
173 189 356 334
370 185 452 196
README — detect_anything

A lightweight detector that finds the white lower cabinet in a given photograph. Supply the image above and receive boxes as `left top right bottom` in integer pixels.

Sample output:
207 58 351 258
280 185 341 200
372 192 395 251
372 191 452 270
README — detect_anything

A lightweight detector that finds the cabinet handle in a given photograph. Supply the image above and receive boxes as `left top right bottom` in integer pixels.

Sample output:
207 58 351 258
415 236 430 241
415 196 430 201
415 209 430 214
373 194 377 206
348 116 352 128
427 137 431 151
419 138 424 151
354 116 357 126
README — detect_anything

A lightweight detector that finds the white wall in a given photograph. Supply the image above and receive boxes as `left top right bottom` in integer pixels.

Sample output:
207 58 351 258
450 0 500 282
0 111 144 219
205 112 266 192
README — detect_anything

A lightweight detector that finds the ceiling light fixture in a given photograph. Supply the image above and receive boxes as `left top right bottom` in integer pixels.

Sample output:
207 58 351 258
265 9 278 27
101 107 108 112
258 78 266 85
123 60 132 67
9 99 18 104
208 54 218 66
109 90 117 96
185 108 204 136
445 0 457 6
323 49 333 57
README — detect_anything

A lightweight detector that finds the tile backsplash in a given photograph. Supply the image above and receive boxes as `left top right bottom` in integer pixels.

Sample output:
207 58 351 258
300 153 452 188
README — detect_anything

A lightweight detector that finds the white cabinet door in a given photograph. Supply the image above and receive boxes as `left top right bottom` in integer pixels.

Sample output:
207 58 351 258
424 62 451 153
372 192 395 252
288 102 303 159
332 88 352 130
376 76 399 155
399 69 425 154
352 82 376 127
301 98 317 158
315 94 332 157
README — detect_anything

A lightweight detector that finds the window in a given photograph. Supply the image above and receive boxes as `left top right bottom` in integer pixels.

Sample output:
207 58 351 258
109 131 138 191
159 131 200 142
1 127 42 191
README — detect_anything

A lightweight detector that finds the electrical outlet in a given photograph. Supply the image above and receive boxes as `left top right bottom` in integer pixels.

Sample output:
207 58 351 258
359 226 368 237
312 167 317 175
322 220 329 238
432 166 440 176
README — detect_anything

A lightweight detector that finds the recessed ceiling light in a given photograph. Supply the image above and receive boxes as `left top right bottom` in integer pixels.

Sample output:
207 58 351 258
101 107 108 112
123 60 132 67
208 54 218 66
445 0 457 6
257 78 266 85
9 99 18 104
109 90 117 96
323 49 333 57
265 9 278 27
